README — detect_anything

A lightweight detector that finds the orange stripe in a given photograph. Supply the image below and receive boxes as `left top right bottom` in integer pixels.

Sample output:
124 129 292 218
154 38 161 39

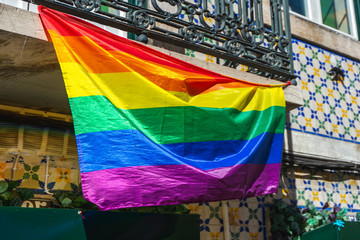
50 32 257 95
49 32 131 73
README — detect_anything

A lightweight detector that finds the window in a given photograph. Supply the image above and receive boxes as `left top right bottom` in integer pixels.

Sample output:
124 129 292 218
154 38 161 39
289 0 358 39
321 0 350 34
289 0 307 17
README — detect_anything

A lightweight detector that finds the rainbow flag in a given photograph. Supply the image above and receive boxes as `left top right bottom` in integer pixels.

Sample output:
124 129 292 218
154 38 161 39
39 6 286 210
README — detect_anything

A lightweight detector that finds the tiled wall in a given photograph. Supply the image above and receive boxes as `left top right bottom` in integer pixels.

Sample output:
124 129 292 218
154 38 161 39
290 39 360 143
186 197 268 240
0 123 80 192
0 154 80 192
278 166 360 213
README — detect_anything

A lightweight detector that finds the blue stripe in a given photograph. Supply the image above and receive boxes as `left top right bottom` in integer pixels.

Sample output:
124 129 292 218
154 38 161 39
77 130 283 173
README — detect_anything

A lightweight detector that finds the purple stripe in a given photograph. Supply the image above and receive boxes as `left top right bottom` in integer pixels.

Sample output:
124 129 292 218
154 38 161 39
81 163 281 210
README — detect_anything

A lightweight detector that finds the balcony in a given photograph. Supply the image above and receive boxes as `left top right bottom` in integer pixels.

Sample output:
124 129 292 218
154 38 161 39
23 0 295 81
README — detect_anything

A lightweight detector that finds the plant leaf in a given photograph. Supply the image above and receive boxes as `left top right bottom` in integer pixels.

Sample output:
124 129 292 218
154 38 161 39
7 181 20 191
73 195 87 207
17 189 34 201
307 218 317 226
291 222 300 235
0 181 8 194
274 214 285 223
0 191 11 201
280 202 287 210
51 197 61 207
71 183 78 192
10 196 22 207
61 198 72 207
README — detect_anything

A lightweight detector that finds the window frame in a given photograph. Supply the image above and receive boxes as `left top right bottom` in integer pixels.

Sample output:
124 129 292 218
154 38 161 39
289 0 359 40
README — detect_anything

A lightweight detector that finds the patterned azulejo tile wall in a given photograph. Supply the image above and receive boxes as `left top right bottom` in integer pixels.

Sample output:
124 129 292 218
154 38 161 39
276 166 360 214
186 197 268 240
0 153 80 192
0 123 80 192
290 39 360 143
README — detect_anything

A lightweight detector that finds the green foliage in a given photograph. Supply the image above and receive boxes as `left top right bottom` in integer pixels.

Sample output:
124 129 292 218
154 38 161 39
0 180 189 215
51 184 98 210
52 184 190 214
0 180 34 207
356 212 360 221
0 181 8 193
302 200 348 232
269 199 350 240
269 199 306 240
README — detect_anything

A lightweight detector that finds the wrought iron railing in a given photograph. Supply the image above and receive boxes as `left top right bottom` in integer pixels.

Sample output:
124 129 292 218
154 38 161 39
29 0 295 80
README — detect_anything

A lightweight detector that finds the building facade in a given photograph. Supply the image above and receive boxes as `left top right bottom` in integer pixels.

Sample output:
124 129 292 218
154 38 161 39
0 0 359 239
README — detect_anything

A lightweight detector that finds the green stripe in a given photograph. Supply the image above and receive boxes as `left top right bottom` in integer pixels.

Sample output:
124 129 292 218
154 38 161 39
70 95 285 144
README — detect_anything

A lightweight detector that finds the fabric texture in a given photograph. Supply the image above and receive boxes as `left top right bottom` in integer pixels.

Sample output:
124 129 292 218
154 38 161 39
38 6 286 210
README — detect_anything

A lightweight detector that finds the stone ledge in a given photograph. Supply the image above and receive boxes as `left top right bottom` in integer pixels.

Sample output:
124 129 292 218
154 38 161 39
284 129 360 164
0 3 47 40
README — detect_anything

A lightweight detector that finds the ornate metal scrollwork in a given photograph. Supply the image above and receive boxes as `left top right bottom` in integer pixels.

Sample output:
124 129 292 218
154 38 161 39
151 0 183 19
183 4 197 23
239 23 265 46
224 40 246 57
262 53 282 68
199 12 227 33
74 0 100 11
179 26 204 43
277 36 290 52
128 10 155 29
33 0 295 80
224 19 241 38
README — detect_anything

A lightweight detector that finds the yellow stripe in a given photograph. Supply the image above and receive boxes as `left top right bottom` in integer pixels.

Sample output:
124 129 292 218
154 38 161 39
60 62 285 111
